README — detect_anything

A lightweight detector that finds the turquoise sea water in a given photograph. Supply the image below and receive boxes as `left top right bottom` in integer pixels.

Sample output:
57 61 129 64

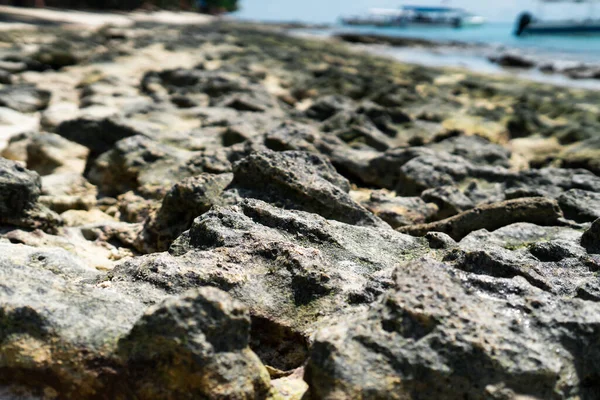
332 23 600 63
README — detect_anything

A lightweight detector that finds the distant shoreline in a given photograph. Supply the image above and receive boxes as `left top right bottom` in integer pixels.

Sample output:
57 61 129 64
287 27 600 90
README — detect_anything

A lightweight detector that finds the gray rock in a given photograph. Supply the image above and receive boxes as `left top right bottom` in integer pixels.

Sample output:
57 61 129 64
558 189 600 223
56 116 151 158
305 95 354 121
490 53 536 68
351 147 436 191
214 88 280 113
322 110 391 151
397 152 600 200
399 197 566 241
582 219 600 254
425 231 457 249
110 199 428 342
231 150 384 227
0 242 272 399
0 157 41 216
32 47 78 70
421 185 475 219
141 173 234 252
0 70 12 84
0 86 51 113
356 101 411 136
0 242 144 397
88 135 198 196
306 259 600 400
359 191 438 228
428 135 512 167
142 69 249 98
117 287 272 400
26 133 89 176
451 223 597 298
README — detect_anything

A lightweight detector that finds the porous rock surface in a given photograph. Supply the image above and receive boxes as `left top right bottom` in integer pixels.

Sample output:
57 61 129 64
1 20 600 400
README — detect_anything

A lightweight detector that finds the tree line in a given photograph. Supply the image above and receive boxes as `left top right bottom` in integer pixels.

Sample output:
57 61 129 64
6 0 239 13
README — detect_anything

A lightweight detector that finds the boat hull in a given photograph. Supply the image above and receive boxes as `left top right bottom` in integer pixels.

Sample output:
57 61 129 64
524 24 600 35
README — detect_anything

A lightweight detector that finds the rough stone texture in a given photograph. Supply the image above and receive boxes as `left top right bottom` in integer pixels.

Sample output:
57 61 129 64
88 135 198 196
421 185 475 219
109 199 427 339
0 242 142 398
39 173 97 213
141 173 234 252
231 151 384 227
354 190 438 228
3 20 600 400
0 242 273 399
117 287 272 400
0 158 41 216
558 189 600 223
427 135 512 167
582 219 600 254
306 259 600 400
398 197 566 241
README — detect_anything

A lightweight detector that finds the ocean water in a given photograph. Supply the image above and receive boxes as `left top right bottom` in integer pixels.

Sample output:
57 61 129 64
331 23 600 63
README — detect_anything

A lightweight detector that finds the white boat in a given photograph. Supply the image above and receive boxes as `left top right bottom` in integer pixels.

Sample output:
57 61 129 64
341 5 486 29
399 6 486 28
341 8 405 27
515 0 600 35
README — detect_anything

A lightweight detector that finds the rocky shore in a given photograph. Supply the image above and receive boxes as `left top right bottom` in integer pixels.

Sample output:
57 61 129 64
334 32 600 83
1 18 600 400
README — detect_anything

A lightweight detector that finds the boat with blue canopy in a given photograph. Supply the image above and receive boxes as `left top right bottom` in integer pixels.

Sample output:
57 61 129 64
341 4 486 29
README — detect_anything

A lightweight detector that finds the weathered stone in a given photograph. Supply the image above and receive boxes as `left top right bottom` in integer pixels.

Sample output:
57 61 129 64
427 135 512 168
421 185 475 219
56 116 151 158
0 242 141 398
26 133 89 176
38 172 97 213
322 110 391 151
88 135 196 196
0 157 41 217
447 223 596 297
490 53 536 68
582 219 600 254
117 288 272 400
557 189 600 223
0 86 51 113
110 199 427 340
558 137 600 176
306 259 600 399
304 95 353 121
32 47 78 70
141 173 233 252
398 197 566 241
354 190 438 228
231 151 383 227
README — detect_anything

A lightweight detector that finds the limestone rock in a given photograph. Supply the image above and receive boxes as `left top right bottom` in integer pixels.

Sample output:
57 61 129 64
399 197 566 241
582 219 600 254
306 259 600 400
142 173 233 252
557 189 600 223
26 133 89 176
117 287 272 400
110 199 428 341
231 151 383 227
0 86 51 113
0 157 41 216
